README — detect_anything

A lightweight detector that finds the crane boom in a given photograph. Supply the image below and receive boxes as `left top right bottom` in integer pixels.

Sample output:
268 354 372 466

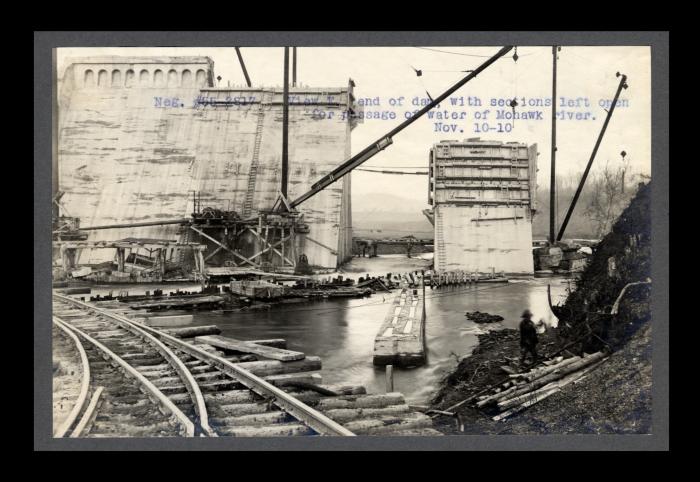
286 45 514 210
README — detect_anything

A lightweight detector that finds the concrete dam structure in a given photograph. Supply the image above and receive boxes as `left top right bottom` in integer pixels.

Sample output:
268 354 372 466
428 139 538 275
56 56 358 269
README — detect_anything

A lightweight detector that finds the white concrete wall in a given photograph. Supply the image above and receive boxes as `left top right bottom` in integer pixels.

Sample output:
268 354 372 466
436 204 534 274
58 57 355 268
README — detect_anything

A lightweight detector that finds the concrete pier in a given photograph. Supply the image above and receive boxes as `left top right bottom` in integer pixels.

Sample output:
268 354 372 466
57 56 359 269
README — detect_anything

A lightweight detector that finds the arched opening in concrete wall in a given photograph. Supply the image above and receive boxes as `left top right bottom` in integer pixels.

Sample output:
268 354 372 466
125 69 135 87
139 69 150 86
84 69 95 87
154 69 165 87
97 69 108 88
112 69 121 87
182 69 193 87
196 69 207 88
167 69 178 87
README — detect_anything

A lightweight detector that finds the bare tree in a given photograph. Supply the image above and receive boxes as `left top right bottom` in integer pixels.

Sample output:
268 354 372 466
584 161 633 238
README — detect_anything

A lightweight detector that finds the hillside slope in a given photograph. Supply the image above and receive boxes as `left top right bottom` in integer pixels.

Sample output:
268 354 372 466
430 182 653 434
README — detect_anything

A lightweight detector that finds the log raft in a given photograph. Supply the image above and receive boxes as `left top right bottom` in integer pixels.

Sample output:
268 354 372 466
373 287 426 367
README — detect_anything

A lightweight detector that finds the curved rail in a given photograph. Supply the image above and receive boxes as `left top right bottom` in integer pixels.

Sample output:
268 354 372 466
54 294 214 436
53 313 196 437
134 319 356 436
52 318 91 438
54 294 355 436
70 386 104 437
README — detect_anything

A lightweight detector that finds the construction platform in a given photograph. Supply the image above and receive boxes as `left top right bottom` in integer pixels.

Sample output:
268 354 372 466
373 287 426 368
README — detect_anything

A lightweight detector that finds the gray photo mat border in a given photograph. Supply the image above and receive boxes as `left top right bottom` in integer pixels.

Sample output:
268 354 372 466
34 31 669 451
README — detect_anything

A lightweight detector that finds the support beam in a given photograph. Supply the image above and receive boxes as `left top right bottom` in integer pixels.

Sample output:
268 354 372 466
235 47 252 88
70 218 189 232
189 226 257 267
244 228 294 266
198 250 205 280
203 246 223 262
292 47 297 87
556 73 628 241
287 46 514 209
549 46 558 244
304 235 338 255
159 249 166 277
282 46 290 198
116 248 125 272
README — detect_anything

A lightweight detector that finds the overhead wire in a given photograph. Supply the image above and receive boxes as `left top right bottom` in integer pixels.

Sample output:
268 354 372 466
414 46 540 58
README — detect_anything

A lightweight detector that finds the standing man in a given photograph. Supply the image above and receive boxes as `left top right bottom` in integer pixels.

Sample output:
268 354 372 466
519 309 539 366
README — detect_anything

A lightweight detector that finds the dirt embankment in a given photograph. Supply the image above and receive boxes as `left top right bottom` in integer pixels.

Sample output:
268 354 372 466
429 182 652 434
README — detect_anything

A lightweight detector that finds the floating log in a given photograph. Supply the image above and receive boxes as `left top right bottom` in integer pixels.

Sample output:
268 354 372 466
162 325 221 338
315 393 405 410
234 356 322 377
195 335 305 362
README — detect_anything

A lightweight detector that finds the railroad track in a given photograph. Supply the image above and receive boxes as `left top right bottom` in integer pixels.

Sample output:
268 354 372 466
52 293 354 437
52 317 192 437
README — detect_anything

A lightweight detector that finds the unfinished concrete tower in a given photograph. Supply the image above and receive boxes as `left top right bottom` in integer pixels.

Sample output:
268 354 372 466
57 56 358 269
429 139 538 275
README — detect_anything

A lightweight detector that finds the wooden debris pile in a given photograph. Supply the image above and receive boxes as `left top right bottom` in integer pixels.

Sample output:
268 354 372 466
474 352 609 421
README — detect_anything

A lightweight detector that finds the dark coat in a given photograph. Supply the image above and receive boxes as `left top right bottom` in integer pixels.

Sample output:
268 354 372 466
519 318 538 347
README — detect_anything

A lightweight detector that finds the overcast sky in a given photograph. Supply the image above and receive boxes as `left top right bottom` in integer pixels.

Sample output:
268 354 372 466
58 46 651 211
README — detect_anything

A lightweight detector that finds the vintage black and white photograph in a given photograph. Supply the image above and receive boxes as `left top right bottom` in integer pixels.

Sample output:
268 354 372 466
39 34 666 444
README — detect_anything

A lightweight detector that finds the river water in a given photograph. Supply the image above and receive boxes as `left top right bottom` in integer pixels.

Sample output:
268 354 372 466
83 254 573 404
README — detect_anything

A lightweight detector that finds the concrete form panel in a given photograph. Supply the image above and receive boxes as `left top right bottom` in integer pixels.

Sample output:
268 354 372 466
431 139 537 275
436 205 534 274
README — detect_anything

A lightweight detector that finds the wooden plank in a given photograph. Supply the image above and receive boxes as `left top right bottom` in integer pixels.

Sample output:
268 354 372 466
247 338 287 349
373 287 426 367
195 335 305 361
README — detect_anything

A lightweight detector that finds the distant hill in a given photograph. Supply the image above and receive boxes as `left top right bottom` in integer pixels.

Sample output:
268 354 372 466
353 193 433 238
352 179 639 241
353 192 430 213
